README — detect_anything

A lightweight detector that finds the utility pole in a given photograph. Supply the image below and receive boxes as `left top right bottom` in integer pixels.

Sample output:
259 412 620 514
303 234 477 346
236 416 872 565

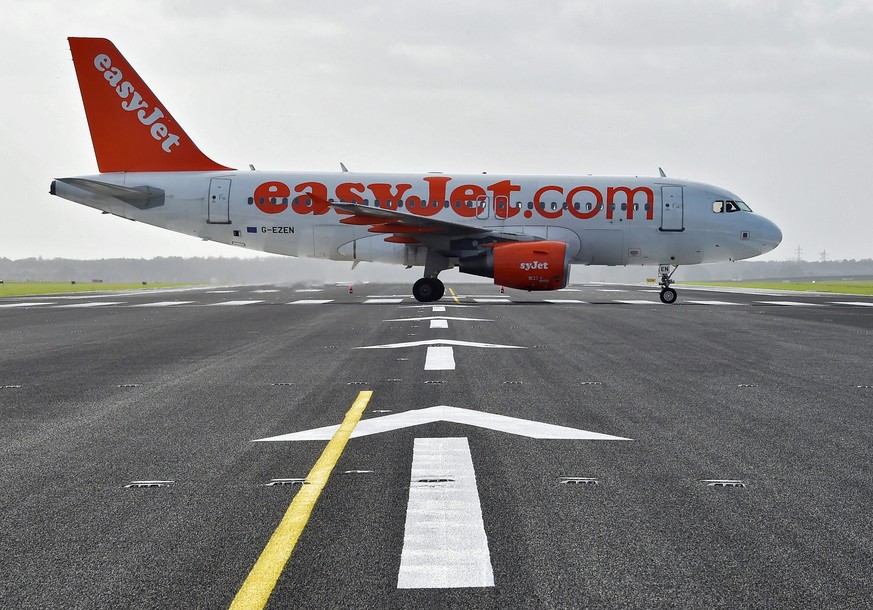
795 246 803 262
819 250 828 262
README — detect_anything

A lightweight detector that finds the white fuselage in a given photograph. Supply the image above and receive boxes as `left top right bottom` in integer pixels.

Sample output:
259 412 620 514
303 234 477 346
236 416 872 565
53 170 782 270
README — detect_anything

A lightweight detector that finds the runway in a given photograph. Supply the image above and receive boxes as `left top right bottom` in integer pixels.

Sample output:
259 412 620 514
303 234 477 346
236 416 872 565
1 282 871 609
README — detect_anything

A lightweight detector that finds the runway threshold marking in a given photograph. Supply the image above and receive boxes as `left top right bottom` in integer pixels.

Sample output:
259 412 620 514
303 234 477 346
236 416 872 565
448 287 460 304
230 390 373 610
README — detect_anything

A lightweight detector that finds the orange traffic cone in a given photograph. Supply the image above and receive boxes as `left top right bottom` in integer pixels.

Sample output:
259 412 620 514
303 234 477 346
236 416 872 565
500 285 504 293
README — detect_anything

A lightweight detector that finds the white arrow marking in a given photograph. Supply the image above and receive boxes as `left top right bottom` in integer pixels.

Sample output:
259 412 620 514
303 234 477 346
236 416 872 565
429 319 449 329
253 406 631 441
398 437 494 589
356 339 523 350
425 346 455 369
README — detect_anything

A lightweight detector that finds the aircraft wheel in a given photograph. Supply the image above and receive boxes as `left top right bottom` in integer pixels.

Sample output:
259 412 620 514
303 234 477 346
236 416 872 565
413 278 442 302
659 288 678 304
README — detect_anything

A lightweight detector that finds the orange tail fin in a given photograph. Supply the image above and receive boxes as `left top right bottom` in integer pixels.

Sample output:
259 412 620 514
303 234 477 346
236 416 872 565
68 37 232 173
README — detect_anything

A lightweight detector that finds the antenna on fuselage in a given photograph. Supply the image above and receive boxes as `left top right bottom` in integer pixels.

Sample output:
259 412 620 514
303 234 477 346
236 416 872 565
340 162 349 172
658 167 667 177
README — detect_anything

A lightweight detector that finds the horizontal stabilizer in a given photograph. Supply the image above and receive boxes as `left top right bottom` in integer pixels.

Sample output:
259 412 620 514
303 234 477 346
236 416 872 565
52 177 165 209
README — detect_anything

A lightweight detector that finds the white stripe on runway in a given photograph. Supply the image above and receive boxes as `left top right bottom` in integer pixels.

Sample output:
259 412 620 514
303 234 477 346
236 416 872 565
544 299 587 304
432 305 446 312
397 437 494 589
0 302 55 308
55 301 125 308
831 301 873 307
429 319 449 329
208 300 264 306
685 300 742 306
424 346 455 370
754 301 824 307
473 298 510 303
614 300 657 305
131 301 195 307
365 298 404 304
287 299 333 305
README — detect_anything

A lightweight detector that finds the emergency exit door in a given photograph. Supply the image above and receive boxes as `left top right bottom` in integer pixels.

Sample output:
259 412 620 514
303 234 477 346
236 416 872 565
660 186 684 231
208 178 231 224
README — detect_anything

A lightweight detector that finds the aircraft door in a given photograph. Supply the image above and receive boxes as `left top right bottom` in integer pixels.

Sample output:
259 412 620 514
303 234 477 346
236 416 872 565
208 178 231 224
660 186 684 231
476 195 490 220
493 195 510 223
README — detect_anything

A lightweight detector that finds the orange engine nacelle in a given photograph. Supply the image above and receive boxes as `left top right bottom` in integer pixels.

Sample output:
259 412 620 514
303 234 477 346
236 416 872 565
459 241 570 291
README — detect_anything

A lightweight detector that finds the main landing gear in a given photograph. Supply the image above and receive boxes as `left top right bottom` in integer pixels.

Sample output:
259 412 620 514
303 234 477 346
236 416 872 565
413 277 445 302
658 265 679 304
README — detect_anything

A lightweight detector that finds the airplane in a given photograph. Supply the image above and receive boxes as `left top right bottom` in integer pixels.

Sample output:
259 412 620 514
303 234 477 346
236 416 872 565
51 38 782 303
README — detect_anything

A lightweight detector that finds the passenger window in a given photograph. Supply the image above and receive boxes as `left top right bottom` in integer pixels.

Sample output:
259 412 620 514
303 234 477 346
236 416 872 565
712 200 724 213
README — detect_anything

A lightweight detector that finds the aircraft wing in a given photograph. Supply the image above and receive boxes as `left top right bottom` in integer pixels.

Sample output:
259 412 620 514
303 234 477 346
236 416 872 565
331 201 488 236
308 194 540 246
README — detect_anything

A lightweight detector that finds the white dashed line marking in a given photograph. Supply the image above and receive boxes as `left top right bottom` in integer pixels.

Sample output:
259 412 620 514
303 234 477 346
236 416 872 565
754 301 824 307
544 299 587 304
830 301 873 307
130 301 195 307
424 346 455 370
685 300 743 306
0 302 55 308
429 319 449 329
55 301 125 308
288 300 334 305
208 300 264 306
365 298 404 304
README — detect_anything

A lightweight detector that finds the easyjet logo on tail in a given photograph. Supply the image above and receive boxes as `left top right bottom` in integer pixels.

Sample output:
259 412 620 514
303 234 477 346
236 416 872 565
93 54 181 153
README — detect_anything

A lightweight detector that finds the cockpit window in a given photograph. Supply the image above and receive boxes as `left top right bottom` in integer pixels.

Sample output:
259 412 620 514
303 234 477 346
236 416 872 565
712 199 753 213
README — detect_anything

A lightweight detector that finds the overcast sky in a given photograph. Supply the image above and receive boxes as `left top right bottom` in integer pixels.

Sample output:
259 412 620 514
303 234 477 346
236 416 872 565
3 1 871 263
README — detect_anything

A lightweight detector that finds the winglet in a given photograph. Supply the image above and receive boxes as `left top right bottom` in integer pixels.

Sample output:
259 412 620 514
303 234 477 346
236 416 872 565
68 37 233 173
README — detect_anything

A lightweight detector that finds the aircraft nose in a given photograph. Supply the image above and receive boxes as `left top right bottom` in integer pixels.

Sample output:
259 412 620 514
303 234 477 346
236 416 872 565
759 216 782 253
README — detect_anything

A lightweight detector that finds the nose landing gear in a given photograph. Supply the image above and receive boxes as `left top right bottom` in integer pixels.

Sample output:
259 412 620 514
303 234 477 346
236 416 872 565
658 264 678 304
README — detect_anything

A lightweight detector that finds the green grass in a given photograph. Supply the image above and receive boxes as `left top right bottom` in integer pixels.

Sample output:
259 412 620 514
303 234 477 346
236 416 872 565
685 281 873 295
0 282 193 297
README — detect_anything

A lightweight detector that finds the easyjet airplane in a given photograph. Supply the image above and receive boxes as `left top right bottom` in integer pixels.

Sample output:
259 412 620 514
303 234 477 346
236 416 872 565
51 38 782 303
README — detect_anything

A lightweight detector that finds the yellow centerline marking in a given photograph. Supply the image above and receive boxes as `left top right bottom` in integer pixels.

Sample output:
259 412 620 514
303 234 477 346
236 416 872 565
230 390 373 610
448 287 460 304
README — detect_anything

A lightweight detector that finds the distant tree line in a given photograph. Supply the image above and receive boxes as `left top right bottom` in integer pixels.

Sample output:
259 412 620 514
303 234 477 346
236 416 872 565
1 256 872 285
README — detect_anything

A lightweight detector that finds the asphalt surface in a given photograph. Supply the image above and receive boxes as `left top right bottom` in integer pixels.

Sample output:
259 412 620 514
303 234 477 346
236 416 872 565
0 282 871 609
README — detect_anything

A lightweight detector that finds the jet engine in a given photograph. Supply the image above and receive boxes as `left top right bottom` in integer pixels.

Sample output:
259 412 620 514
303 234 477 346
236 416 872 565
459 240 570 290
